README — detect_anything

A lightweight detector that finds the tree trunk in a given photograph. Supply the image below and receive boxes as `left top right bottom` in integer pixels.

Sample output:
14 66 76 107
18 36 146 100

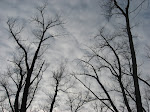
14 76 23 112
125 12 143 112
49 82 59 112
20 70 32 112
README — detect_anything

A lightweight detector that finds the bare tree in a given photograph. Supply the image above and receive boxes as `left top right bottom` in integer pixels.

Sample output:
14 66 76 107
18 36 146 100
0 4 63 112
74 0 150 112
101 0 150 110
49 63 66 112
100 0 149 112
40 62 72 112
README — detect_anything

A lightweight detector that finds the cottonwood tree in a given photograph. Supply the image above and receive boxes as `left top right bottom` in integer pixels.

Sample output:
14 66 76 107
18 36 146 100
0 4 63 112
74 0 150 112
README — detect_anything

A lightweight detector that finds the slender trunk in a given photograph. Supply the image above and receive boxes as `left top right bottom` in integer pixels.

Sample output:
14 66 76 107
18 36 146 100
125 12 143 112
109 40 131 112
4 86 14 112
118 77 131 112
49 82 59 112
14 76 23 112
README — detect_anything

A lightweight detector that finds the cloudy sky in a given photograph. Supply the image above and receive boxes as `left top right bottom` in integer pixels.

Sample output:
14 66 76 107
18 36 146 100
0 0 150 71
0 0 150 111
0 0 103 73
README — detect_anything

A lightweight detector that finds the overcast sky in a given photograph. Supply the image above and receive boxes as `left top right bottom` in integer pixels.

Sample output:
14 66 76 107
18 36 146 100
0 0 104 71
0 0 150 111
0 0 150 70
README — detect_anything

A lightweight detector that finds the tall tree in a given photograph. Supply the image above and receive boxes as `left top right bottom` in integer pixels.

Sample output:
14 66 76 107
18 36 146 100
0 4 63 112
74 0 149 112
100 0 146 111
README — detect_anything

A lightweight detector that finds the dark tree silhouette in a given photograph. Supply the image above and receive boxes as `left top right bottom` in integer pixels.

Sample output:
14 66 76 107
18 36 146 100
49 63 66 112
0 4 63 112
74 0 149 112
40 62 72 112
